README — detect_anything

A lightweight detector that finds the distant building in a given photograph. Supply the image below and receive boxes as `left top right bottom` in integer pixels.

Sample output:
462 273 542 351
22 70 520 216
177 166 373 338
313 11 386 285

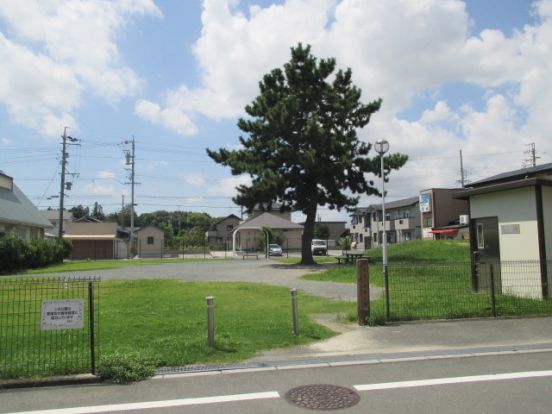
233 212 303 253
0 172 52 240
63 222 121 260
350 196 421 250
42 209 74 238
206 214 240 245
419 188 469 240
136 225 165 258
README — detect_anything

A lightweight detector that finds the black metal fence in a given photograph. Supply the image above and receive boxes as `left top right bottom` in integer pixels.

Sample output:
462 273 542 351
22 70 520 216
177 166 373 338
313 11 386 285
375 261 552 322
0 277 99 379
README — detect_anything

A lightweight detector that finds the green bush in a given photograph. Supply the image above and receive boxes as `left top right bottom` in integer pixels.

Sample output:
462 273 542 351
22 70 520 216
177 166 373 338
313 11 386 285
0 234 72 273
96 352 156 383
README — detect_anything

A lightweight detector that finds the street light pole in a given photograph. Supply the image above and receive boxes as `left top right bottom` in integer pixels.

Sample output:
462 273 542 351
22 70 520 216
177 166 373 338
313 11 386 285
375 139 390 321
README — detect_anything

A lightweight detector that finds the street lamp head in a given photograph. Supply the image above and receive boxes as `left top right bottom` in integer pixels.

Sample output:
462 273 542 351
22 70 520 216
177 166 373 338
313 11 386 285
374 139 390 155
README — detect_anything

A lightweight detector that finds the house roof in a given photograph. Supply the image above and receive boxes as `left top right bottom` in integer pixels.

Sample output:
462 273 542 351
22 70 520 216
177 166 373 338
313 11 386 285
454 177 552 199
0 177 53 229
63 222 118 239
350 196 419 215
236 212 303 230
213 214 241 226
42 209 74 221
467 162 552 188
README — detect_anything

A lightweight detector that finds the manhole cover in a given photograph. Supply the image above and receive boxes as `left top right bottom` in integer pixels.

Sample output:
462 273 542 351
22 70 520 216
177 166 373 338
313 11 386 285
284 384 360 410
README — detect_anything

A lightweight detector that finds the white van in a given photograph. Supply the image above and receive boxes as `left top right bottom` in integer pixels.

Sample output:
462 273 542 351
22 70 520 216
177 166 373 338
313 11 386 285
311 239 328 256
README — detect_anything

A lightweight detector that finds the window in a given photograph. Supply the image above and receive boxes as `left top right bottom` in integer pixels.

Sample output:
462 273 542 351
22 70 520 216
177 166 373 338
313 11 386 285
226 224 233 231
404 211 410 218
147 236 154 245
425 217 433 227
476 223 484 249
373 233 377 242
359 234 363 243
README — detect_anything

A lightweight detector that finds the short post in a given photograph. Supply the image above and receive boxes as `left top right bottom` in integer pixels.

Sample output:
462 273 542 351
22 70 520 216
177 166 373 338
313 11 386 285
291 288 299 336
356 259 370 325
88 282 96 375
206 296 215 347
489 264 497 317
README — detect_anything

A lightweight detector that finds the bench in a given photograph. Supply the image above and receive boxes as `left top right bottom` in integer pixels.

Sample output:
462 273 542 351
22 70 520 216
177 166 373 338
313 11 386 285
242 252 259 260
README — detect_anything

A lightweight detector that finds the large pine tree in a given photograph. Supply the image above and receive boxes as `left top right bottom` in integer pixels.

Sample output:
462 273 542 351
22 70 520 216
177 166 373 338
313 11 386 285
207 44 407 264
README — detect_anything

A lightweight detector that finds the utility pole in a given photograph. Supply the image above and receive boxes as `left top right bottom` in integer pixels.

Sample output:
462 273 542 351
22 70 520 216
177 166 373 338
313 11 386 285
523 143 539 168
459 149 465 187
123 138 137 255
120 194 125 227
58 127 79 238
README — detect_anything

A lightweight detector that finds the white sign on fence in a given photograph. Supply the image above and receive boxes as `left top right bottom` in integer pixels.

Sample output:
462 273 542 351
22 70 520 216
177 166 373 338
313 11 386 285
41 299 84 330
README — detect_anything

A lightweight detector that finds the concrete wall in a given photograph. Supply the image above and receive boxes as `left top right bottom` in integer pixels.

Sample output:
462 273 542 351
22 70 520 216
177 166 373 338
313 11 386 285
471 187 542 298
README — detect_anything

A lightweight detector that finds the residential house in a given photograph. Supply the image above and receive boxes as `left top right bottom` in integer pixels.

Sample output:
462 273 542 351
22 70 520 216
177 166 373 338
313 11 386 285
299 220 348 246
350 196 422 250
455 163 552 300
419 188 469 240
0 172 52 240
41 209 74 238
63 222 120 260
233 212 303 254
205 214 240 245
136 225 165 258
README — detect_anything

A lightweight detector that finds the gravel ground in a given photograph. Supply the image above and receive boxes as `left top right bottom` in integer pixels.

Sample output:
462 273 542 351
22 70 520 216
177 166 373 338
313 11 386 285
31 259 382 301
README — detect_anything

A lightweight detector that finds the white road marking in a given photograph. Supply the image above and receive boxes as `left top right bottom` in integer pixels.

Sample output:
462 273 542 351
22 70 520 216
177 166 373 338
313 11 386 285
5 391 281 414
355 370 552 391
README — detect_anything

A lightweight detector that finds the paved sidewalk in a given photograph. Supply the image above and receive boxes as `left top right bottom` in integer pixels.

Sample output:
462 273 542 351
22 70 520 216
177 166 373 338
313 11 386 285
248 316 552 363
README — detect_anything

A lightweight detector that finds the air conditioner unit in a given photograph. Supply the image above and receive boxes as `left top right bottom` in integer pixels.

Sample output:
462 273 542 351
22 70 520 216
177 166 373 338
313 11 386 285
459 215 469 225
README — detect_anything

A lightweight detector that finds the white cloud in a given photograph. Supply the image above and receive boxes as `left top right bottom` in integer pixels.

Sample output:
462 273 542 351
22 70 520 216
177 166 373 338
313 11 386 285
0 0 161 136
135 98 197 136
84 182 118 196
97 170 116 179
1 137 11 145
183 174 206 186
207 175 252 197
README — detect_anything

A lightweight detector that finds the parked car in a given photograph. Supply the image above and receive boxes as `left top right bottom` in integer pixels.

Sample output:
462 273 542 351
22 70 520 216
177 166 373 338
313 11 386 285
268 243 283 256
311 239 328 255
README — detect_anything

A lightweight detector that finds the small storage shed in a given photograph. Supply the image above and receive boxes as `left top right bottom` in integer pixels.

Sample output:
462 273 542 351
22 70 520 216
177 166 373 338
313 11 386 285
455 163 552 299
136 225 165 258
63 222 119 260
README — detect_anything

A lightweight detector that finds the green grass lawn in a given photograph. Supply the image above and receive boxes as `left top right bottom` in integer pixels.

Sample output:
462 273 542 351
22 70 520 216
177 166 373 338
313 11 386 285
18 257 226 275
302 240 552 323
0 280 355 379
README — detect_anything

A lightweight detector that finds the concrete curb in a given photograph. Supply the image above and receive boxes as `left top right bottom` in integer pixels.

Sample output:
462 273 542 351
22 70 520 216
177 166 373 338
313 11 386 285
0 374 100 390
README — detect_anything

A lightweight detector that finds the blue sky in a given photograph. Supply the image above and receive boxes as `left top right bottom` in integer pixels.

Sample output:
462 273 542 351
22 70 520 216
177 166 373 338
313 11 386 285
1 0 551 222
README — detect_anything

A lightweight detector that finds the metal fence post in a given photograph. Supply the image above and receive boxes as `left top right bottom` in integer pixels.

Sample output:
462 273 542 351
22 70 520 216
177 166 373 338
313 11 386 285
489 263 497 317
384 264 390 322
206 296 215 347
356 259 370 325
88 281 96 375
291 288 299 336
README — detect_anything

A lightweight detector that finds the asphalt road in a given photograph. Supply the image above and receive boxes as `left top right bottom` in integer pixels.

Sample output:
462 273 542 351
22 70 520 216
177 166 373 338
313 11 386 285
2 351 551 413
31 259 383 301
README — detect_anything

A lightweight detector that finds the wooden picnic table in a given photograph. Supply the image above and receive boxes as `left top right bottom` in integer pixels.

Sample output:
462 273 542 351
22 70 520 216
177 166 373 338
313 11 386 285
336 252 370 264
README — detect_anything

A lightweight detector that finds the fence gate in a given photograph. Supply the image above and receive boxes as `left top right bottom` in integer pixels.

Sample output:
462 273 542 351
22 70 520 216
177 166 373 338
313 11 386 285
0 277 99 379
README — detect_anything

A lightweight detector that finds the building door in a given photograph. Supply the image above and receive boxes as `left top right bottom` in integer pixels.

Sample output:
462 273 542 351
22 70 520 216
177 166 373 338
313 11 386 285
473 216 501 291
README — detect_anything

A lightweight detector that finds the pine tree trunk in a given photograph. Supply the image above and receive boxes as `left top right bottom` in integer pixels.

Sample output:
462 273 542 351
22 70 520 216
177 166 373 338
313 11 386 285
300 206 317 265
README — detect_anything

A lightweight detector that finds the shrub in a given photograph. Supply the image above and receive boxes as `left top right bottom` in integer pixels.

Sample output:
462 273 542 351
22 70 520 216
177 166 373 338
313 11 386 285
0 234 72 273
96 352 156 383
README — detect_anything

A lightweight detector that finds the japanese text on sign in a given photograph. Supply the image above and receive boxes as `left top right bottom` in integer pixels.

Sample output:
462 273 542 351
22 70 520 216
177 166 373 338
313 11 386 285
41 299 84 330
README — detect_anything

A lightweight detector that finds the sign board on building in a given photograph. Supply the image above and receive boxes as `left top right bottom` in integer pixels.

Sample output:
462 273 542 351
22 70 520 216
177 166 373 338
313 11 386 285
501 224 520 235
419 193 431 213
41 299 84 330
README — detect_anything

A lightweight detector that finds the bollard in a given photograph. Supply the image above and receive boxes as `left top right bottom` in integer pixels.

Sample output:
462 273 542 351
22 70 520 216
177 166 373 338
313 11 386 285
489 264 497 318
206 296 215 347
356 258 370 325
291 288 300 336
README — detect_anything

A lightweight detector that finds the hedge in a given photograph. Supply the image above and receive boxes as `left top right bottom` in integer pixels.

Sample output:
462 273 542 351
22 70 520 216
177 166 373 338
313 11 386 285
0 234 72 273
